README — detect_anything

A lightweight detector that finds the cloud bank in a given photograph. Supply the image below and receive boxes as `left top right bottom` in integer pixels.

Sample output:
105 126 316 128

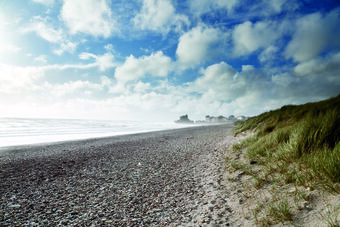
0 1 339 121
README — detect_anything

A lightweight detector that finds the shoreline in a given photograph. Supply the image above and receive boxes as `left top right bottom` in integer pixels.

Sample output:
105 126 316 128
0 124 207 158
0 123 237 226
0 123 205 154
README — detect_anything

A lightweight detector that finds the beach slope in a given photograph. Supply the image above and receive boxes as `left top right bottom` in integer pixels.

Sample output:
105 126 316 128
1 124 236 226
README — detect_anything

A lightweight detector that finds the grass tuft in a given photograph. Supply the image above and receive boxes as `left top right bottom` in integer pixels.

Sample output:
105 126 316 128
268 200 293 223
320 203 340 227
307 144 340 191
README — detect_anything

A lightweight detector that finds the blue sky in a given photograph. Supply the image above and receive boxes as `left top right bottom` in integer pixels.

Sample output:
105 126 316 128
0 0 339 121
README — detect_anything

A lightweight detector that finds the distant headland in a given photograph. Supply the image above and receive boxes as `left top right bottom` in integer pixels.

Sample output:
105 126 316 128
175 114 248 124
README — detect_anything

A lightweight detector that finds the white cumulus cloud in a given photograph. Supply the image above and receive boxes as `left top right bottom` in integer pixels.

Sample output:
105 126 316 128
294 52 340 84
232 20 281 57
285 9 340 62
115 51 172 83
190 62 270 103
259 45 279 63
24 16 77 55
25 16 63 43
61 0 116 38
188 0 239 16
46 76 112 97
176 25 223 69
133 0 190 34
79 52 116 71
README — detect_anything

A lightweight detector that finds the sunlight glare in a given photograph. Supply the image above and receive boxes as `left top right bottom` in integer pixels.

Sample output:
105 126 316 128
0 11 19 59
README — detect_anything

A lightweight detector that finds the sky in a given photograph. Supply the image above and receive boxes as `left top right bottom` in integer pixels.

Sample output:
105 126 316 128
0 0 340 121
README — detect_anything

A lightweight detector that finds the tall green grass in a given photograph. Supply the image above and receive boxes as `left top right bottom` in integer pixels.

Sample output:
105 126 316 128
234 94 340 191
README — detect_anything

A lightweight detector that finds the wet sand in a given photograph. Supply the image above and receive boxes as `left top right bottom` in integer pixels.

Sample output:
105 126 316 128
0 124 237 226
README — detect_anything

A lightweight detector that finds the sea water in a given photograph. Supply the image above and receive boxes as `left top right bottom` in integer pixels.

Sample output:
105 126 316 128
0 118 192 148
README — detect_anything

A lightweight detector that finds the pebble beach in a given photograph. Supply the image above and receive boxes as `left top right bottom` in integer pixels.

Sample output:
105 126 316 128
0 124 236 226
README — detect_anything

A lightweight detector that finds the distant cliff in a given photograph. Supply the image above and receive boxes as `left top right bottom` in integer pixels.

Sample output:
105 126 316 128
175 114 194 124
204 115 248 123
175 114 248 124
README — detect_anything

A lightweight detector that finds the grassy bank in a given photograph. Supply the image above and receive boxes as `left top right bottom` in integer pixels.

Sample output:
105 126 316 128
228 94 340 225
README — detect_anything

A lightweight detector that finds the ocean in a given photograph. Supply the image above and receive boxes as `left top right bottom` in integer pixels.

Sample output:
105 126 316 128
0 118 193 148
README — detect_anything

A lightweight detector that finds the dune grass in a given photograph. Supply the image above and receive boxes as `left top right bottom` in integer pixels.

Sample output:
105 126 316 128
229 95 340 225
233 94 340 192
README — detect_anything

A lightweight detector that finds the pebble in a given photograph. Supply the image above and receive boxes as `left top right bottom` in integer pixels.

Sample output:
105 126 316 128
0 124 235 226
8 204 21 208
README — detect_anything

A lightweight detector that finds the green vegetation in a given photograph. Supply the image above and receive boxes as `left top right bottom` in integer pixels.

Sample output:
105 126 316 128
252 198 294 226
233 94 340 192
321 203 340 227
268 200 293 223
229 95 340 225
